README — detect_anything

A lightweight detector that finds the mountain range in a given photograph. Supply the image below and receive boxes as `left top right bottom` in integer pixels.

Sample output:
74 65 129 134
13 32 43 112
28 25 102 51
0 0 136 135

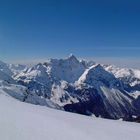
0 54 140 122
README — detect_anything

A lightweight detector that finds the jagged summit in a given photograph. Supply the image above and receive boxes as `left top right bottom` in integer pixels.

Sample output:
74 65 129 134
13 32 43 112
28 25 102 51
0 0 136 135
67 53 78 61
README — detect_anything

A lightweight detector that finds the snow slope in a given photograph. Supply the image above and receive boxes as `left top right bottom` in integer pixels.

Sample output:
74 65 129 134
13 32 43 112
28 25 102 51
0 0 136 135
0 93 140 140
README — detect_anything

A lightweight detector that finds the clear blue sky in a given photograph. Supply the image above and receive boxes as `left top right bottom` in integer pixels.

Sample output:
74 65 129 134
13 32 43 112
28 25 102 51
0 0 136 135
0 0 140 67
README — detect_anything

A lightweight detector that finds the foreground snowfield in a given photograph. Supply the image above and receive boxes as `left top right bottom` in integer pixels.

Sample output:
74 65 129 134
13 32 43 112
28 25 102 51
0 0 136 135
0 94 140 140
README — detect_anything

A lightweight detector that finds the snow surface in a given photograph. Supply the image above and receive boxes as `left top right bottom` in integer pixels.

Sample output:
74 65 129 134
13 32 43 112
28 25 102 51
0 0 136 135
0 93 140 140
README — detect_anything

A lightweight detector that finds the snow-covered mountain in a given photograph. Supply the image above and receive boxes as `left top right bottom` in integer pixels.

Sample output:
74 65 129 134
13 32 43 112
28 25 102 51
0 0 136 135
104 65 140 92
65 64 138 119
0 65 60 110
0 60 13 76
9 64 26 75
0 60 26 76
0 55 140 121
14 55 86 106
44 54 86 83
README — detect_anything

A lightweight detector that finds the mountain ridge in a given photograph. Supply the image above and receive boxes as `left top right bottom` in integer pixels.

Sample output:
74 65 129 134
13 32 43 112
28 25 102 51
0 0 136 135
0 55 140 121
